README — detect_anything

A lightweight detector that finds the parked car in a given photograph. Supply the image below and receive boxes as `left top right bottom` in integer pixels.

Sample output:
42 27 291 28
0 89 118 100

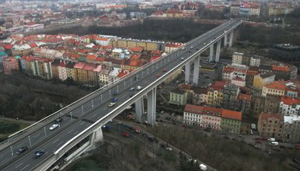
16 146 28 155
34 150 45 158
49 123 59 131
123 132 129 137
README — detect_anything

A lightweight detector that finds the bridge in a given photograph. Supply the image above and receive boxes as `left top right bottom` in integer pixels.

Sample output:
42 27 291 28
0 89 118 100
0 19 242 171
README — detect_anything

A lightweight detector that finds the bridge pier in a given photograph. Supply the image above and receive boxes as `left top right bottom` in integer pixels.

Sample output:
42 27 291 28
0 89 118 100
193 56 200 85
91 127 103 143
229 31 233 47
185 61 191 83
135 98 144 123
209 44 214 62
147 88 156 126
215 41 221 62
224 34 228 47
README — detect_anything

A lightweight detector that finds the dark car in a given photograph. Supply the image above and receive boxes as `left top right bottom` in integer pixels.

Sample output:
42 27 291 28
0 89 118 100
34 150 45 158
113 91 118 95
293 159 300 164
148 137 154 142
16 146 28 155
54 117 63 124
129 94 134 98
112 98 118 102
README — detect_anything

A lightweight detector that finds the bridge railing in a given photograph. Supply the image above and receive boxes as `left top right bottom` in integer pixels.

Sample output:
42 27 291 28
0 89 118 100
4 20 242 148
53 21 243 161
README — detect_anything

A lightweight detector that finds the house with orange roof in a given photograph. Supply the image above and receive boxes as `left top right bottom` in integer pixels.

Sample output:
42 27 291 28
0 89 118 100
183 104 204 126
58 60 67 81
272 65 291 81
201 106 222 130
258 113 284 139
165 9 183 18
279 96 300 116
130 46 143 54
82 63 96 84
73 62 85 82
221 109 242 133
262 80 286 97
2 57 19 75
95 37 110 46
150 11 166 18
165 42 184 53
86 54 97 63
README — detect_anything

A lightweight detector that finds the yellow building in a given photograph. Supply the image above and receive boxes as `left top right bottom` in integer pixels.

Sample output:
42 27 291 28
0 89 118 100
146 42 159 51
206 81 227 107
253 73 275 90
165 9 184 18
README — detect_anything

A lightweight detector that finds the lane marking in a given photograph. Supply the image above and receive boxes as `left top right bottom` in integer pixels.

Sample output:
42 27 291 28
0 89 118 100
57 141 64 147
15 162 23 168
73 131 79 135
20 164 29 171
68 129 74 134
52 139 59 144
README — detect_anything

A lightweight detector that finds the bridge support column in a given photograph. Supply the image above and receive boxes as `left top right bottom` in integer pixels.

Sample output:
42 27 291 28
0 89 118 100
185 62 191 83
229 31 233 47
91 127 103 143
147 87 156 126
224 34 228 47
135 98 144 123
209 44 214 62
215 41 221 62
193 56 200 85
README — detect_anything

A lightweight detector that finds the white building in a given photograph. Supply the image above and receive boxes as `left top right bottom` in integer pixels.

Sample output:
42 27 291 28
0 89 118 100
108 67 121 84
250 57 261 67
164 42 183 53
232 52 244 65
183 104 204 126
283 115 300 142
279 97 300 116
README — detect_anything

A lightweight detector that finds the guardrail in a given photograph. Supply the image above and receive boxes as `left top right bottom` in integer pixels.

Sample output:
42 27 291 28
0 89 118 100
53 20 242 162
2 20 242 151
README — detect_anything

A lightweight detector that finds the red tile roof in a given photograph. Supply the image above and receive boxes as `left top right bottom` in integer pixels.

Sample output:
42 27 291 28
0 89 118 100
237 93 251 101
281 96 300 105
265 80 286 90
259 113 284 121
87 54 97 60
210 81 228 90
272 65 290 72
222 109 242 121
184 104 204 114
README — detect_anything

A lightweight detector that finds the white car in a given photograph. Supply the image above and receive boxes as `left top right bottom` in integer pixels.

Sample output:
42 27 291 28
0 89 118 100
166 147 172 151
49 123 59 131
136 86 142 90
109 103 115 107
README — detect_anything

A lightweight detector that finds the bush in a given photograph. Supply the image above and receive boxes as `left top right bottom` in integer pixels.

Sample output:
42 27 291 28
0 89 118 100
0 121 20 134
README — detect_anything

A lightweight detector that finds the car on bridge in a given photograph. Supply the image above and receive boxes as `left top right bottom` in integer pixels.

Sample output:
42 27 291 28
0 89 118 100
49 123 59 131
129 94 134 98
156 73 162 77
136 86 143 91
109 103 115 107
113 91 118 95
203 43 206 45
162 68 167 72
181 57 184 60
112 98 118 102
129 87 135 91
16 146 28 155
34 150 45 158
102 125 110 130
